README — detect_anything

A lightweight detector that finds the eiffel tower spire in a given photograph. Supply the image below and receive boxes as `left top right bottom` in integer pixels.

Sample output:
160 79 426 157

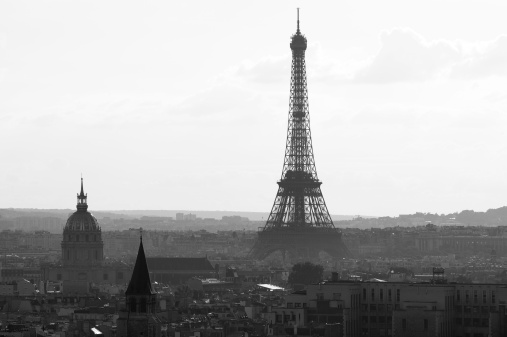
249 10 350 260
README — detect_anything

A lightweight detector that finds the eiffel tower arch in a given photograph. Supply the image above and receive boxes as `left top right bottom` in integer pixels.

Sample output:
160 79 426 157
250 10 351 260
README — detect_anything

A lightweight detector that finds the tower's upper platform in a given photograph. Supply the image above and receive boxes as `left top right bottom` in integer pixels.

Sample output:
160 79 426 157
63 178 101 233
290 10 307 51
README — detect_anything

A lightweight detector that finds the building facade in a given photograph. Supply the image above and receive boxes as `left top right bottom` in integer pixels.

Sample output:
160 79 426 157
264 275 507 337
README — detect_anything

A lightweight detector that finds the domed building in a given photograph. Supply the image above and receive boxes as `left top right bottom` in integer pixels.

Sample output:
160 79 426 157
61 178 103 267
42 179 131 294
59 178 105 293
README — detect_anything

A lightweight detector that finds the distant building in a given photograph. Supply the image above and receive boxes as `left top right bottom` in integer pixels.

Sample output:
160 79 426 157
117 235 163 337
41 179 131 293
175 213 196 221
147 257 217 283
264 273 507 337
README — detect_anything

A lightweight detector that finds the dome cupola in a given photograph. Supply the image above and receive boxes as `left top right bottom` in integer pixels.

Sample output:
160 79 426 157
63 178 101 233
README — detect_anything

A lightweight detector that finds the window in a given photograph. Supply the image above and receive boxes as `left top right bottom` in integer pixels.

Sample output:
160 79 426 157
370 316 377 323
295 303 302 308
388 289 392 302
363 288 367 300
457 290 461 302
287 303 294 308
465 290 470 303
402 319 406 331
396 289 400 302
492 291 496 304
316 293 324 300
371 288 375 301
483 290 487 304
85 234 89 242
424 319 428 331
474 290 478 304
370 304 377 311
103 273 108 281
333 293 341 300
129 298 137 312
380 289 384 302
139 298 147 312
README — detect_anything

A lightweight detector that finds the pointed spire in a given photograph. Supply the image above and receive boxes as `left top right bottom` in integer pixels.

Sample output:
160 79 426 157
80 176 85 197
297 8 300 34
76 177 88 211
126 232 156 296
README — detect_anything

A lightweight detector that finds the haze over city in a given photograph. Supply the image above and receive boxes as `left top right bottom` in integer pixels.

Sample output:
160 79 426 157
1 0 507 216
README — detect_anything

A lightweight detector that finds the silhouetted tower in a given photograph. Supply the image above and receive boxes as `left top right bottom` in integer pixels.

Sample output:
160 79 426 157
250 10 351 260
117 230 162 337
60 178 104 293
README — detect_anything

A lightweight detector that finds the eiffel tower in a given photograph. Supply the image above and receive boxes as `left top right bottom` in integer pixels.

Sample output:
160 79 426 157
249 10 351 260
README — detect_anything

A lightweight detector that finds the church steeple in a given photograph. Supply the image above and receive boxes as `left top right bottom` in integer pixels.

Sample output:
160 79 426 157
76 177 88 211
126 229 156 296
117 229 161 337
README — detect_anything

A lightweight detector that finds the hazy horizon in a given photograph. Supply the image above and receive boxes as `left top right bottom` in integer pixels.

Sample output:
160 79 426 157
2 1 507 216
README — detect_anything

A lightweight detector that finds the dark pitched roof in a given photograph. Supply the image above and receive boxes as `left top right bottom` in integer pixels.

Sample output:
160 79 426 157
146 257 214 271
126 239 156 296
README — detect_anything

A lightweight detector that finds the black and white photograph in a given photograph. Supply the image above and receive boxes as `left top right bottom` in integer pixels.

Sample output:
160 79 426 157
1 1 507 336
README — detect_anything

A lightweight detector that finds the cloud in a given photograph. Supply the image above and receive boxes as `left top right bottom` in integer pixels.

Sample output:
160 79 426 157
233 56 291 84
353 28 462 83
352 28 507 83
451 35 507 79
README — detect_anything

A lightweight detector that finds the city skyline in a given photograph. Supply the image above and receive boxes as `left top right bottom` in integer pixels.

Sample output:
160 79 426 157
1 0 507 216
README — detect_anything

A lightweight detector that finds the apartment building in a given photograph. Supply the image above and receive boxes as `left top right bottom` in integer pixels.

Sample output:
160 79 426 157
264 273 507 337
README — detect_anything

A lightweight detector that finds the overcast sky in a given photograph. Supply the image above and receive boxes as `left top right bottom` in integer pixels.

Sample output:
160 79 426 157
1 0 507 217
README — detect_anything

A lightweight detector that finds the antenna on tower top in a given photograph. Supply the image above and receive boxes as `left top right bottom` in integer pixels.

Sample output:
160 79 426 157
297 8 300 33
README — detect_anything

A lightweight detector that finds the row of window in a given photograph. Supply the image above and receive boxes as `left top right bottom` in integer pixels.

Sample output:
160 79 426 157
286 302 307 308
456 305 497 314
65 234 100 242
401 318 429 331
456 290 495 304
65 249 101 260
362 288 401 302
361 303 400 312
455 317 489 327
56 271 123 280
362 316 393 324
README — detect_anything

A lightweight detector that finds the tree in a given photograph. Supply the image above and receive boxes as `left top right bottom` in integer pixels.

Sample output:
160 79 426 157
288 262 324 285
175 285 193 308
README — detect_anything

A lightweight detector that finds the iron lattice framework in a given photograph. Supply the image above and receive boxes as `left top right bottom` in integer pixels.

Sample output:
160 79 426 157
250 13 350 260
